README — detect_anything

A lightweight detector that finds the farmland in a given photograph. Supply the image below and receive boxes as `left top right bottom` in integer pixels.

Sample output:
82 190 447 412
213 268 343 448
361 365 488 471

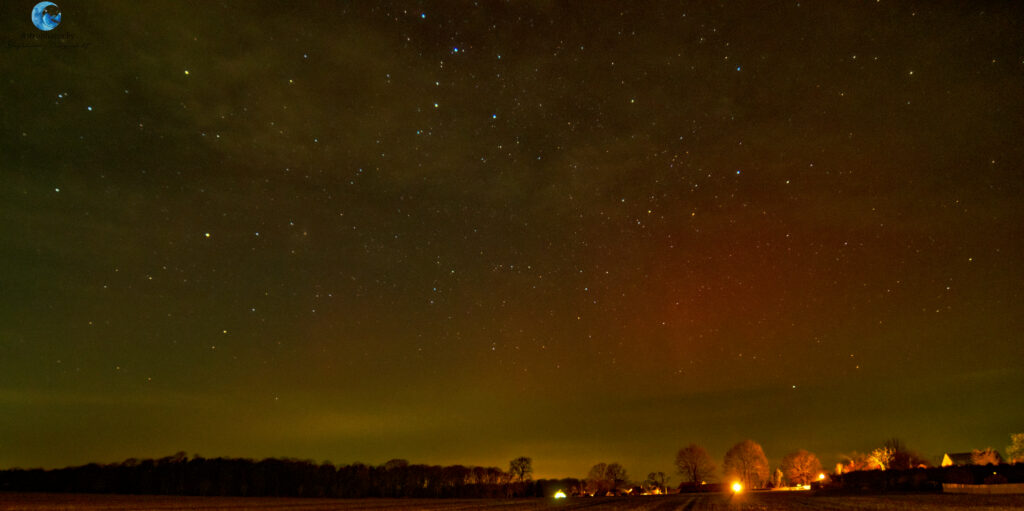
2 492 1024 511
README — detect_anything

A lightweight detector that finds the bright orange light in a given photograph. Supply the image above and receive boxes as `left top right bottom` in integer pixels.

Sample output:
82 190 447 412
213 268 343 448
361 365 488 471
553 490 567 499
731 482 743 493
818 473 826 480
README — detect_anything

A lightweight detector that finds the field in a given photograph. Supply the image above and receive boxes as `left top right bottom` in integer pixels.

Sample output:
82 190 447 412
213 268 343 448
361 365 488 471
3 492 1024 510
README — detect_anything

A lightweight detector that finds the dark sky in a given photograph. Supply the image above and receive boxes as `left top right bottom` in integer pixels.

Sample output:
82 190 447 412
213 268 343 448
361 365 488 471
1 1 1022 479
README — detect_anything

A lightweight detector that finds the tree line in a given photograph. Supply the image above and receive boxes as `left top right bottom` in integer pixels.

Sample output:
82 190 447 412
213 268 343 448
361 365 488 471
673 439 823 490
673 434 1024 492
3 433 1020 498
0 453 578 498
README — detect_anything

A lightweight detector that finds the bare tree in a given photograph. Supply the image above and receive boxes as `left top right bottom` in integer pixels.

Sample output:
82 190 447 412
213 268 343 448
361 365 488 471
883 438 904 454
606 463 628 492
971 448 1001 466
645 471 669 494
442 465 470 487
586 463 609 495
585 462 629 495
1007 433 1024 464
469 466 486 485
675 444 716 487
781 449 822 486
488 467 508 484
839 452 878 473
722 440 769 489
869 447 894 470
508 457 532 482
882 437 928 470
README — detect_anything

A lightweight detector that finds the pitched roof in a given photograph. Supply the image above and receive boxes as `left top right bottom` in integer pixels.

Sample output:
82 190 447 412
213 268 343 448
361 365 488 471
944 453 974 465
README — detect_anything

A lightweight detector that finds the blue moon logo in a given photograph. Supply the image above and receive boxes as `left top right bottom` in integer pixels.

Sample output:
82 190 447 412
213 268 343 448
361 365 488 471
31 2 62 31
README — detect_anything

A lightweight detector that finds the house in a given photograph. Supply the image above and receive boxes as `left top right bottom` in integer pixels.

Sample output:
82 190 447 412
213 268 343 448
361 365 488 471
942 453 973 467
942 450 1004 467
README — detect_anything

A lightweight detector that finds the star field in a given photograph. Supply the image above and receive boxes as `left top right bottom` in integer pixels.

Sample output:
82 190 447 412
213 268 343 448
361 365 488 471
1 1 1022 479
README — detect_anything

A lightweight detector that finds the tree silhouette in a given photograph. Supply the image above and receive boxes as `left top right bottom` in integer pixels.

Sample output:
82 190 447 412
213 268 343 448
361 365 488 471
781 449 822 486
675 444 716 487
1007 433 1024 464
839 451 878 473
645 471 669 493
971 447 1001 466
880 438 928 470
605 463 628 492
584 462 628 495
869 447 894 470
0 455 539 499
585 463 608 495
509 457 532 482
722 440 769 489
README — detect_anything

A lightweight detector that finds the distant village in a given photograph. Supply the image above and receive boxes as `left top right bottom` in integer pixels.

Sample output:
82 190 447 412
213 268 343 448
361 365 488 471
570 434 1023 497
0 434 1021 498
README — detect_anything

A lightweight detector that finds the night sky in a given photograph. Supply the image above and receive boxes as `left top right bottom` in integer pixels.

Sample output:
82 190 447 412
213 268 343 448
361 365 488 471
2 1 1022 480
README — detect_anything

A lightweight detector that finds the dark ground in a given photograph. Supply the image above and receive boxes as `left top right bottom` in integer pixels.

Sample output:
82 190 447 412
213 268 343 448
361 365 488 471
3 491 1024 510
